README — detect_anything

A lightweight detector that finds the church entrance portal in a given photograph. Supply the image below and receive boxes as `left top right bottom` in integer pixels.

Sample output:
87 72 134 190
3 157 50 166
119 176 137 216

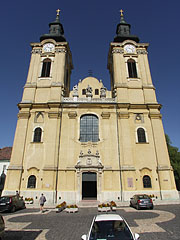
82 172 97 199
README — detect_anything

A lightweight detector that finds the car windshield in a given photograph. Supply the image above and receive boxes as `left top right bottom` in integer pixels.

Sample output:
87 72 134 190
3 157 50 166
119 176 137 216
0 196 10 203
89 220 134 240
138 195 149 199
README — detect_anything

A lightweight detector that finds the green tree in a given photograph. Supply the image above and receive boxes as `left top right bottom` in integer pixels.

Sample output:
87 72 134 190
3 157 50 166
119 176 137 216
166 134 180 190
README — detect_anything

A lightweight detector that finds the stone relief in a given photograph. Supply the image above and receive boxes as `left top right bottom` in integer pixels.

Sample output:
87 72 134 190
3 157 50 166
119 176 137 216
76 149 103 169
100 86 107 98
86 85 93 97
73 84 78 97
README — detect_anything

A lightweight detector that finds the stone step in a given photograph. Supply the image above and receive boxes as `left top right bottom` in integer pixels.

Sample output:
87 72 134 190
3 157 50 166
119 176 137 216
78 200 100 207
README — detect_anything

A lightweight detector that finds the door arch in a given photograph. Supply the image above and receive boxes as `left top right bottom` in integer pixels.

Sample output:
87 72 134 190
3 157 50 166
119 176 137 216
82 172 97 199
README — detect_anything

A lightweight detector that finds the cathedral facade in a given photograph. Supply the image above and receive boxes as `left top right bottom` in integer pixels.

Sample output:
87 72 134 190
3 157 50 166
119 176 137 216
3 11 179 204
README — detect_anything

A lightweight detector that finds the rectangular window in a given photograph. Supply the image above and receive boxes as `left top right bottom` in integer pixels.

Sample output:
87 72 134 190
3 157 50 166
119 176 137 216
95 89 99 95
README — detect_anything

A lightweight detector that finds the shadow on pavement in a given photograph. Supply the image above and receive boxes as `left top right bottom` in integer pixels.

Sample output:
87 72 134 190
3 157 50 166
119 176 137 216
4 230 42 240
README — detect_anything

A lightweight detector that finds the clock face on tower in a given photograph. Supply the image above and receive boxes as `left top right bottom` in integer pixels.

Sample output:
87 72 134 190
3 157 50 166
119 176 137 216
43 43 55 52
124 44 136 54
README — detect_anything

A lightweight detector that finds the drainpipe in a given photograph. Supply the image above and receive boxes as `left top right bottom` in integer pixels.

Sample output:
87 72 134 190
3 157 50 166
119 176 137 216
149 117 163 200
18 111 30 195
55 105 63 203
116 105 123 201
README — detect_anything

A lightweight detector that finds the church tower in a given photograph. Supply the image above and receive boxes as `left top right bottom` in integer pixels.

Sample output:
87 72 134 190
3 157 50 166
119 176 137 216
3 10 73 202
107 10 178 200
3 10 178 204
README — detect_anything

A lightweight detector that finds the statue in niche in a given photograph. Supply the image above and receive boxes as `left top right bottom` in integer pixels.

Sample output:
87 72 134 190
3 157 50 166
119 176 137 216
100 86 107 98
86 85 93 97
73 84 78 97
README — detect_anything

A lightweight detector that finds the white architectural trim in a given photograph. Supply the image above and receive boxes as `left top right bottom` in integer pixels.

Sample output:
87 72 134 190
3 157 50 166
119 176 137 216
135 126 149 143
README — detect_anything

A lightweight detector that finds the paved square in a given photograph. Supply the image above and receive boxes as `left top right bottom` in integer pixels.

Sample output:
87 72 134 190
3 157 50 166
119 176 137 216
2 204 180 239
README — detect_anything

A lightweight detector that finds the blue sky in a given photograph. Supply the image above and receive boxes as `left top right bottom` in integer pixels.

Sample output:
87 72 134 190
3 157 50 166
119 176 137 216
0 0 179 150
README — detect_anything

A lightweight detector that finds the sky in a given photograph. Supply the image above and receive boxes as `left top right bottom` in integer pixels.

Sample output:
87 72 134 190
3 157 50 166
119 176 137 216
0 0 179 150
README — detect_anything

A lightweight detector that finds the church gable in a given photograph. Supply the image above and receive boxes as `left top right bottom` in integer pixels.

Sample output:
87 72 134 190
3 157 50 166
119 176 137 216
69 77 111 99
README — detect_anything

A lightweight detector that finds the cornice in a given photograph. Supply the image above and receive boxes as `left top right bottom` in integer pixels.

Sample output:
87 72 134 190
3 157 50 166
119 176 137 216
18 112 30 119
48 112 61 119
147 104 162 110
157 165 171 171
42 166 58 171
117 111 129 119
8 165 23 170
120 166 136 171
149 113 162 119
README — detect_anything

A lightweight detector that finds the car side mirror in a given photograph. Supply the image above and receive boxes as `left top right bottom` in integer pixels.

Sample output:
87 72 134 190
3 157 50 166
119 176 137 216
81 235 87 240
134 233 140 239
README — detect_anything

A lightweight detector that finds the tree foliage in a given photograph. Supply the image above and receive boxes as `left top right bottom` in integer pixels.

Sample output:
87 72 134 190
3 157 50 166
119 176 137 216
166 134 180 190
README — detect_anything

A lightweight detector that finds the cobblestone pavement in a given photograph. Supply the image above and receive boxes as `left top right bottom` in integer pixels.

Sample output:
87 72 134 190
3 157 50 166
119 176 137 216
1 204 180 240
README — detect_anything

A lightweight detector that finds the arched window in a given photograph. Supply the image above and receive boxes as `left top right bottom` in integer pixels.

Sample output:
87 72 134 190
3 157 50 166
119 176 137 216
137 128 146 143
27 175 36 188
143 175 152 188
41 58 51 77
33 127 42 143
127 59 137 78
80 114 99 142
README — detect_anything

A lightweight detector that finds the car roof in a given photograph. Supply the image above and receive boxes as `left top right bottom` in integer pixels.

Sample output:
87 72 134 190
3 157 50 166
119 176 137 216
95 214 123 222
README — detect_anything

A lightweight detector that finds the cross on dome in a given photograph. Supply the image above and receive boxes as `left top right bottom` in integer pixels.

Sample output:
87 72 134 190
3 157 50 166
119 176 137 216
56 9 60 16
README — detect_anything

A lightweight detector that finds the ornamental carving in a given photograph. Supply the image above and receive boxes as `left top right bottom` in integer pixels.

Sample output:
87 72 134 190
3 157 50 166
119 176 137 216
68 111 77 119
55 48 67 53
101 112 110 119
62 97 115 103
137 49 147 55
31 49 42 54
112 48 124 54
75 150 103 169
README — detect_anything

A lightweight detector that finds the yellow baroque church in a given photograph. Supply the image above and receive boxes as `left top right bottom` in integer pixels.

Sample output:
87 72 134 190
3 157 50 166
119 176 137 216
3 11 179 204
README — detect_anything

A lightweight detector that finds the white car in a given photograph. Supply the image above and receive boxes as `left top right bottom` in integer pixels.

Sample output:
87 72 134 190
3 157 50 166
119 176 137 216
81 214 140 240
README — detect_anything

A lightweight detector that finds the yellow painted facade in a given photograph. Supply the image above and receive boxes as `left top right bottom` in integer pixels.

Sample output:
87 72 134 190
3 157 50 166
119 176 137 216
3 14 179 204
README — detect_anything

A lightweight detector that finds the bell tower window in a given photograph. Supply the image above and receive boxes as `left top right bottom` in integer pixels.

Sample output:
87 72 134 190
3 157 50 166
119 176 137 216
33 127 42 143
137 128 146 143
127 59 137 78
41 58 51 77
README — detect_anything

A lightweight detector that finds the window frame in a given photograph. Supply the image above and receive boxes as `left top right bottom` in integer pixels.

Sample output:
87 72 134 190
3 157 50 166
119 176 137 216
27 175 36 189
143 175 152 188
135 127 148 143
79 114 99 143
41 58 51 77
127 59 138 78
33 127 43 143
95 89 99 95
82 89 86 95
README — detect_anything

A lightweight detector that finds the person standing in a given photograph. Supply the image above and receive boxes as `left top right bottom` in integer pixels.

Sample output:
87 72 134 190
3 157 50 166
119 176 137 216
39 193 46 212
